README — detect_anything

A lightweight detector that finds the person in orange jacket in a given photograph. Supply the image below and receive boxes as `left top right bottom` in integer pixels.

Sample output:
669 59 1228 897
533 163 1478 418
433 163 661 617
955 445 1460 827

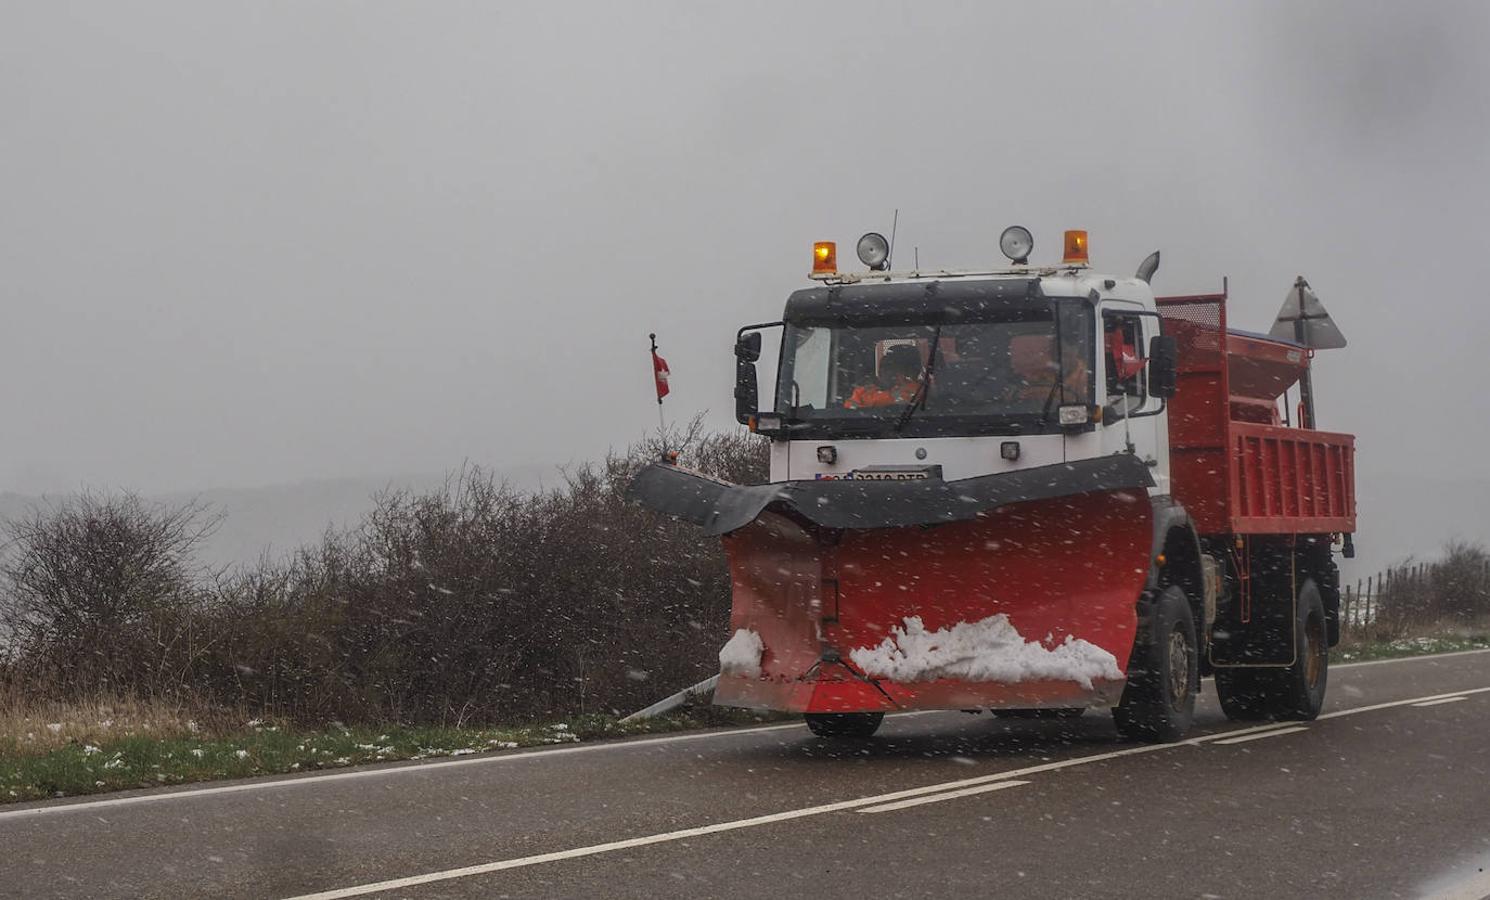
845 344 923 409
1012 339 1089 406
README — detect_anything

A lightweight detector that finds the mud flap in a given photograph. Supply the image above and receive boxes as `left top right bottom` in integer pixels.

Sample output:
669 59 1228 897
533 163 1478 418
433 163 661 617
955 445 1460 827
1209 536 1298 667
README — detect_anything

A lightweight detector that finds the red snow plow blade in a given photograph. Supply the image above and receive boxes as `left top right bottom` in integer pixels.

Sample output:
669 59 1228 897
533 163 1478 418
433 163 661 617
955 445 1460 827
715 489 1152 713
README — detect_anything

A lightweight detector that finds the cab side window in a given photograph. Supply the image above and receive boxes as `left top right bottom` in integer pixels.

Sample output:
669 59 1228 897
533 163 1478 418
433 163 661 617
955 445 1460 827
1103 312 1147 420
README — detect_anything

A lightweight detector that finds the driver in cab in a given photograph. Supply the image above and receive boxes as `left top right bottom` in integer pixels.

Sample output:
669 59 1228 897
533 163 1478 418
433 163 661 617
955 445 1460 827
844 344 922 409
1010 336 1089 404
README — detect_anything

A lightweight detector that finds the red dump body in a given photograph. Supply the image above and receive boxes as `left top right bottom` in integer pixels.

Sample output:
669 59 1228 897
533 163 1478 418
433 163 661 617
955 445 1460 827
1158 293 1356 538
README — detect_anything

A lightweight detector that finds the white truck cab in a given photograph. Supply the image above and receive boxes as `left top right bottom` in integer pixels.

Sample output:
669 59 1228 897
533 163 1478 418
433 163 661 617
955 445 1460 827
737 229 1175 497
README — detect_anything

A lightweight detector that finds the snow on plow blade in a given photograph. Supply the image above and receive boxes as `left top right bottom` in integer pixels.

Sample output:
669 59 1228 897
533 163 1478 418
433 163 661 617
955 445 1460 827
628 457 1154 714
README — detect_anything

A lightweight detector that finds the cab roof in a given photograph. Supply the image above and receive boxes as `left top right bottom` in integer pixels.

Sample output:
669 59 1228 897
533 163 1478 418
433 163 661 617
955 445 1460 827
784 270 1142 326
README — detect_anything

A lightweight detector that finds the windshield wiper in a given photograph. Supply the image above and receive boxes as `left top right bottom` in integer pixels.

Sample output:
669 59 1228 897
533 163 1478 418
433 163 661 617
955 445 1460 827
894 325 943 432
1039 304 1068 427
1039 379 1064 425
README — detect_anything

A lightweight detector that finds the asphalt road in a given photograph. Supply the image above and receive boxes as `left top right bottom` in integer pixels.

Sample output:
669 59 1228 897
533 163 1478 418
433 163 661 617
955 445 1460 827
3 650 1489 900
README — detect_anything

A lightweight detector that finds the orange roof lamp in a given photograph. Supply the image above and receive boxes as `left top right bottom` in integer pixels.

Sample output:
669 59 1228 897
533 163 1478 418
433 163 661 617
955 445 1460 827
812 241 837 275
1062 229 1089 265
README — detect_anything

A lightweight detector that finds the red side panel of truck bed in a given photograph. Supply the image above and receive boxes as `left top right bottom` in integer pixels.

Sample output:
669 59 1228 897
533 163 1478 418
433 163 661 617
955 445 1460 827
1157 293 1356 538
1229 422 1356 532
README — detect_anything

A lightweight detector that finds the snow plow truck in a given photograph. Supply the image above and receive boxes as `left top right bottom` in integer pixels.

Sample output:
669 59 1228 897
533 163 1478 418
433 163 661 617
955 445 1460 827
629 227 1356 742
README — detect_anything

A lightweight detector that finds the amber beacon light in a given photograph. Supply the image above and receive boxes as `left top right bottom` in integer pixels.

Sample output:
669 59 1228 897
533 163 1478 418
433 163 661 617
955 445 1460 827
1062 230 1089 265
813 241 837 274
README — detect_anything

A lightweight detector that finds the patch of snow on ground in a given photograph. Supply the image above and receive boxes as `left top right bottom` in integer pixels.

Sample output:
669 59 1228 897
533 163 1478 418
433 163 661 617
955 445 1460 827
719 628 765 678
849 614 1121 689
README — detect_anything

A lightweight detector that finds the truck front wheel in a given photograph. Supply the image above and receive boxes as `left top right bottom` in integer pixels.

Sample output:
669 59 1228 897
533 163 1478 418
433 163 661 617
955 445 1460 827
804 712 884 738
1113 585 1198 743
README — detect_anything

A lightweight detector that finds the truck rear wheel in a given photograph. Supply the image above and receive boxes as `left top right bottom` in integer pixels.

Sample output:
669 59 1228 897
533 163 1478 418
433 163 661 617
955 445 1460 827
1212 579 1328 721
804 712 884 738
1274 579 1328 720
1214 667 1275 721
1113 585 1197 743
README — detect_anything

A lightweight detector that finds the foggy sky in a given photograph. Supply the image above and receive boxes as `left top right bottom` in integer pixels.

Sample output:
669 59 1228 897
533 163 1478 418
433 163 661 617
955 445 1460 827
4 2 1490 562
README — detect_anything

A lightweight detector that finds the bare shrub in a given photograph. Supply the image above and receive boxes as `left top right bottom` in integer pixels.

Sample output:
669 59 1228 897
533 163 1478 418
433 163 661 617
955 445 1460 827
204 539 360 720
0 425 769 727
0 493 218 698
1369 540 1490 636
1428 540 1490 622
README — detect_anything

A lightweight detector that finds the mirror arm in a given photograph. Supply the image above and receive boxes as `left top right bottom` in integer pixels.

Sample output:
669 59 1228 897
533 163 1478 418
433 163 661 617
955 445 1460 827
733 322 784 424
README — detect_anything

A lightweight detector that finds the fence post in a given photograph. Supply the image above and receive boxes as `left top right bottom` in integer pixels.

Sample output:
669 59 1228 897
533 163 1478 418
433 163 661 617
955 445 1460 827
1365 574 1374 636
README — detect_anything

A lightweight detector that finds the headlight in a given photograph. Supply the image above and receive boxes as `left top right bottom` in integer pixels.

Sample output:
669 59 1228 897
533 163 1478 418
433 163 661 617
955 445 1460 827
856 232 890 270
1057 405 1090 426
754 413 784 433
999 225 1034 264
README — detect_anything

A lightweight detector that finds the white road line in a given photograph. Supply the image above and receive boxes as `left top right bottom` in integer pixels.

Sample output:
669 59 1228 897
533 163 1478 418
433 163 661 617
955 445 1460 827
1412 696 1469 708
5 649 1488 824
1196 647 1490 685
0 720 810 822
857 780 1030 814
290 738 1281 899
1211 726 1308 746
1332 647 1490 670
285 792 926 900
281 682 1490 900
1317 685 1490 721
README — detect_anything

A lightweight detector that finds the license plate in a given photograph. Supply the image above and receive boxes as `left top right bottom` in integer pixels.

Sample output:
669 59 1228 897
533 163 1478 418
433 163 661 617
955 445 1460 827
847 467 937 481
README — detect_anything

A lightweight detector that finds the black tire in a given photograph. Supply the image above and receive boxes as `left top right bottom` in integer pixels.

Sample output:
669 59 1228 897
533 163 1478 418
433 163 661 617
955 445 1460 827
804 712 884 738
1274 579 1329 720
1113 585 1198 743
992 708 1086 719
1214 666 1276 721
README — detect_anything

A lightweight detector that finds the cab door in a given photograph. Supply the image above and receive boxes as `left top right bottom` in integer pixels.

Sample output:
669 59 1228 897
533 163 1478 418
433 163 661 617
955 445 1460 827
1097 309 1166 492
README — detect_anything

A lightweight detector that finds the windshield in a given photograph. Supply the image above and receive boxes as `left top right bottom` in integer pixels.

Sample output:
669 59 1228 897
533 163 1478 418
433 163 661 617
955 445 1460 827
775 300 1093 437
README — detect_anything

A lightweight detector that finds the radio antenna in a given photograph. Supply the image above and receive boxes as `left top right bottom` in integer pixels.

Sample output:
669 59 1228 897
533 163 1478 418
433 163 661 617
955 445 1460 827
886 209 899 269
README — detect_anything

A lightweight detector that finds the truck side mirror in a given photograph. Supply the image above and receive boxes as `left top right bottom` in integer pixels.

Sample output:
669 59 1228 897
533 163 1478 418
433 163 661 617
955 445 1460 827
1148 334 1178 399
736 332 762 363
734 332 763 423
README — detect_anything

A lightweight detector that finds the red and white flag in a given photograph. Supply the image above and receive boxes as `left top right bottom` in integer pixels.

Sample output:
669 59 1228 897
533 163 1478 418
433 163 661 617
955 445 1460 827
651 341 670 402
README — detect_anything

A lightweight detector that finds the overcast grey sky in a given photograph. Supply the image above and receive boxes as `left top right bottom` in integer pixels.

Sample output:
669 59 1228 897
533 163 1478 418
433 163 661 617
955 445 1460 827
4 2 1490 561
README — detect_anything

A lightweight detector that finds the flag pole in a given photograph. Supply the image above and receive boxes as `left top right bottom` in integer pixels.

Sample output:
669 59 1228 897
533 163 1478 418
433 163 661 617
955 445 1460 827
649 333 666 435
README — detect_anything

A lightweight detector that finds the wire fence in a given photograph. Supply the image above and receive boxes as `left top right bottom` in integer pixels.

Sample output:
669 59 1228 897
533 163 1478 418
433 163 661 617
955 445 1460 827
1341 547 1490 640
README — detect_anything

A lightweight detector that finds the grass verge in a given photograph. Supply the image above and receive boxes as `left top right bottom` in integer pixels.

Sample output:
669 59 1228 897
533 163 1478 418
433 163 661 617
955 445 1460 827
0 705 783 805
1333 633 1490 663
9 630 1489 805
